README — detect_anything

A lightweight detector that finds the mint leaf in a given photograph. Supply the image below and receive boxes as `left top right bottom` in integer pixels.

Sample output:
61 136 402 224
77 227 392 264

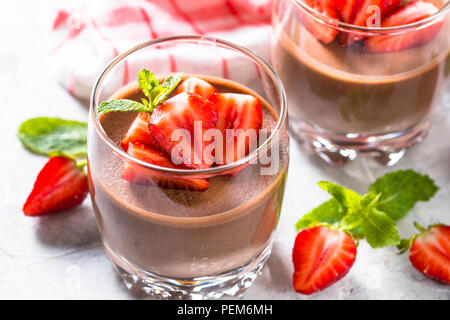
318 181 362 211
340 212 363 233
151 73 182 108
137 68 159 99
141 98 150 108
99 69 182 115
361 192 381 207
98 99 149 115
360 207 400 248
138 69 182 110
296 198 345 231
369 170 439 221
18 117 87 157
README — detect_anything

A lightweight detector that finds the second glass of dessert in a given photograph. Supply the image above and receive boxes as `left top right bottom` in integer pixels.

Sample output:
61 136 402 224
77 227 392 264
88 36 289 299
272 0 450 165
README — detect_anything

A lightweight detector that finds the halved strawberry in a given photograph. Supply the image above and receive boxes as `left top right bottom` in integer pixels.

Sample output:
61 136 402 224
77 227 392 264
121 112 155 151
339 0 402 45
23 156 88 216
293 226 357 294
406 223 450 284
176 77 218 100
209 92 262 165
295 0 340 44
122 142 210 191
149 92 218 170
365 0 443 53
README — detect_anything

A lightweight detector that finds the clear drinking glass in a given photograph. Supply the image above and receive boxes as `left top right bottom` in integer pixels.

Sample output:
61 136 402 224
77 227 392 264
88 36 289 299
272 0 450 166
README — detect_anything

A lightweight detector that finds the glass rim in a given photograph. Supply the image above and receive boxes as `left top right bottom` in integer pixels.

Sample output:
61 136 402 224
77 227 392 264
90 35 287 176
293 0 450 33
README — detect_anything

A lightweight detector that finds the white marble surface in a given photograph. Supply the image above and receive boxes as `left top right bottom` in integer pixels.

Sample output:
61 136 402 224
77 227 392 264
1 0 449 300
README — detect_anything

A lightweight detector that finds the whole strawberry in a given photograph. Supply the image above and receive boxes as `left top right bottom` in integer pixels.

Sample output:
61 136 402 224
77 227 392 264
398 222 450 285
292 225 357 295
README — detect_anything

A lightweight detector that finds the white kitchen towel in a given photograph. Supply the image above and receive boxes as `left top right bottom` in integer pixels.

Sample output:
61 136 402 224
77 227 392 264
51 0 274 99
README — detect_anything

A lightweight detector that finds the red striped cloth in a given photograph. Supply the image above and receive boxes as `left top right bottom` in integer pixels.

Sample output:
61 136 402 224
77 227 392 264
52 0 273 99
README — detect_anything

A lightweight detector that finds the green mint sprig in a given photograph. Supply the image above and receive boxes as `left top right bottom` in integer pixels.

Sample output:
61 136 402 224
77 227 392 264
18 117 87 158
97 99 149 115
98 68 182 115
296 170 439 248
368 170 439 220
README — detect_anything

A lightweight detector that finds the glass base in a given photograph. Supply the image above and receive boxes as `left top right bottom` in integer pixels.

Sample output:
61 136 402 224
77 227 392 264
104 244 272 300
290 119 430 166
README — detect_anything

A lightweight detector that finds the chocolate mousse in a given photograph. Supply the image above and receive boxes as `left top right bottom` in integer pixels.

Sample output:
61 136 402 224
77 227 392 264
272 0 449 156
88 75 288 279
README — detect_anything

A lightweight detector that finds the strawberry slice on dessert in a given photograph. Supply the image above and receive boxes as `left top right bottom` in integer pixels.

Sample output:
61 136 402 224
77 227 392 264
365 0 443 53
23 156 88 216
399 223 450 284
296 0 340 44
209 92 263 165
176 77 218 100
335 0 363 23
149 92 218 169
121 112 156 151
339 0 402 45
122 142 210 191
353 0 401 26
293 226 357 294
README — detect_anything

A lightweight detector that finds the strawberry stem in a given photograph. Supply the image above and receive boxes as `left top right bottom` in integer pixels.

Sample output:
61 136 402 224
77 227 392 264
77 159 87 169
413 221 427 233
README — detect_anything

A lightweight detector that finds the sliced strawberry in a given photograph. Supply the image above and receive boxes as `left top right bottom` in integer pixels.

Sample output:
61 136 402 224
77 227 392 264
335 0 363 23
23 156 88 216
293 226 357 295
339 0 402 45
409 224 450 284
365 0 443 53
123 142 210 191
353 0 401 26
176 77 218 100
209 92 262 165
149 92 218 169
295 0 340 44
121 112 156 151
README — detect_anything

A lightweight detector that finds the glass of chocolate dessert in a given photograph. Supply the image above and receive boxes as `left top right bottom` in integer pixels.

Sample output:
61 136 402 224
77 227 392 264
272 0 450 165
88 36 289 299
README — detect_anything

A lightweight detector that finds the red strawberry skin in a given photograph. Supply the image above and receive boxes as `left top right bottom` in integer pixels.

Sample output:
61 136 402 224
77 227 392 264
122 142 210 191
339 0 402 45
209 92 262 165
409 225 450 284
365 0 443 53
150 92 218 170
297 0 340 44
293 226 357 294
336 0 363 23
176 77 218 100
23 156 88 216
352 0 401 26
121 112 156 151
